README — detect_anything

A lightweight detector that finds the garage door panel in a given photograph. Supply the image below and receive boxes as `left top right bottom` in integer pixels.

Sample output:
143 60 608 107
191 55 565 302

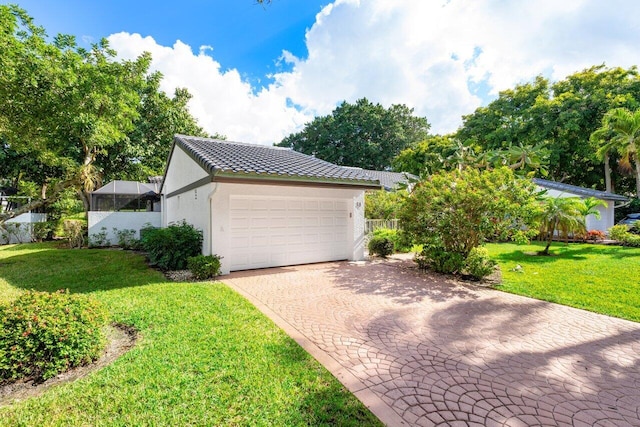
228 195 351 271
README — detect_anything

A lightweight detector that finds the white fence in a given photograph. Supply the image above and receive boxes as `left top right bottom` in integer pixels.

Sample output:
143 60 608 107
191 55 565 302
2 213 48 244
365 219 399 234
88 211 161 246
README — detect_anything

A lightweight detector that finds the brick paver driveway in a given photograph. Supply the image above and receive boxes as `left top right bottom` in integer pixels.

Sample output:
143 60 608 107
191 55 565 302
224 258 640 426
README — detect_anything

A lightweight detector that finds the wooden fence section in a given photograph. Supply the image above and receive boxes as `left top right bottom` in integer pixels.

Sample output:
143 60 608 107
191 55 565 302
365 219 399 234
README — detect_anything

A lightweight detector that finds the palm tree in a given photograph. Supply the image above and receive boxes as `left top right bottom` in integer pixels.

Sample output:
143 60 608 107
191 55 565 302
536 196 586 255
592 108 640 197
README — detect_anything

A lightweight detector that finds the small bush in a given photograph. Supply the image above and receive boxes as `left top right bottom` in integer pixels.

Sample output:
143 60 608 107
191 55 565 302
608 225 640 247
372 228 412 252
141 221 203 270
609 224 630 242
629 221 640 235
187 254 222 280
368 236 395 258
115 228 139 250
584 230 606 241
464 246 497 280
0 290 108 383
623 233 640 247
416 244 465 274
62 220 86 248
33 221 55 242
89 227 109 247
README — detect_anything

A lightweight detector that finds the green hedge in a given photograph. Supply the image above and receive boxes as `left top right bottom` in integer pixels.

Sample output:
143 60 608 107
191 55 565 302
141 221 203 270
0 290 108 383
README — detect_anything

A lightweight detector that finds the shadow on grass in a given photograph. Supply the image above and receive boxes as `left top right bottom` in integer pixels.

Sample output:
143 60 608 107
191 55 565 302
0 243 166 294
495 246 594 263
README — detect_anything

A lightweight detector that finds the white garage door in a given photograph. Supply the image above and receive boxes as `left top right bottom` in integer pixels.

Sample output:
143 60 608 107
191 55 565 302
228 195 351 271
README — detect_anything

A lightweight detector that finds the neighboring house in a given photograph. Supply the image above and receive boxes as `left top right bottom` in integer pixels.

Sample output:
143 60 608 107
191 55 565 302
161 135 381 274
533 178 628 233
88 180 162 245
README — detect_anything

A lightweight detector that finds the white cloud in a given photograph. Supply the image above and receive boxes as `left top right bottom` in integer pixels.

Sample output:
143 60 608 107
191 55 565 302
109 0 640 143
108 33 309 145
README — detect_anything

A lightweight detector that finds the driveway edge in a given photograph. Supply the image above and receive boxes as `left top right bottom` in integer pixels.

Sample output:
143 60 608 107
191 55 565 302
224 281 407 427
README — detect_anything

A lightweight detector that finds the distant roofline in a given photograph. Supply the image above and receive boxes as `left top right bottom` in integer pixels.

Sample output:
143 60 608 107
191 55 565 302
533 178 628 202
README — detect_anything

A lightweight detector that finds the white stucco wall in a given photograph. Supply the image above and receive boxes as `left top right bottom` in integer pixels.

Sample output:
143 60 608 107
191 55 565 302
163 145 209 196
3 213 47 244
88 211 161 246
539 187 615 233
209 182 366 274
162 145 212 253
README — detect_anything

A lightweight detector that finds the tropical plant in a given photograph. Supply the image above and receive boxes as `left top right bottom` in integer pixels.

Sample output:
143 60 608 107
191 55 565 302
536 196 586 255
591 108 640 197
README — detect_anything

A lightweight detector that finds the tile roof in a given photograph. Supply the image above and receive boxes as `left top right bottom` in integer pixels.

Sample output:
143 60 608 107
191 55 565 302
360 169 418 191
533 178 628 202
174 135 381 187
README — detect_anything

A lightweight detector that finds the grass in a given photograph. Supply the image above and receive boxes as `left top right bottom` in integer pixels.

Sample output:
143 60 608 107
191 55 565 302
0 243 381 426
487 241 640 322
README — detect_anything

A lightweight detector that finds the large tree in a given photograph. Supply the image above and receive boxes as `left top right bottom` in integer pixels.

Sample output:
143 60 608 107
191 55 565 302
456 66 640 193
99 75 214 183
592 108 640 197
277 98 430 170
0 5 212 223
0 5 151 218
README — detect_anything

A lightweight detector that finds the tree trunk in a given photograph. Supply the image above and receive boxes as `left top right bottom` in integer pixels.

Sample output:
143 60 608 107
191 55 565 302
0 198 49 225
604 151 612 193
541 220 556 255
0 180 77 226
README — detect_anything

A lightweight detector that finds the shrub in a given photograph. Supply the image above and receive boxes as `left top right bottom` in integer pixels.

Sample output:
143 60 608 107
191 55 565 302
141 221 203 270
399 167 539 257
0 290 108 383
464 246 497 280
115 228 139 250
62 220 86 248
585 230 606 241
629 221 640 235
187 255 222 280
89 226 109 247
368 236 395 258
365 190 407 219
33 221 55 242
416 244 465 274
372 228 412 252
0 223 23 244
609 224 630 242
620 233 640 247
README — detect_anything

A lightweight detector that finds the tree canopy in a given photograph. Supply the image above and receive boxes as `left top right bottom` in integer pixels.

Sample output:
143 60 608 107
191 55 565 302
455 65 640 194
0 5 211 222
277 98 430 170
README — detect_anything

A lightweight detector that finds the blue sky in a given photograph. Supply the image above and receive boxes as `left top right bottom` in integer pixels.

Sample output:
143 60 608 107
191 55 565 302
14 0 325 86
7 1 640 144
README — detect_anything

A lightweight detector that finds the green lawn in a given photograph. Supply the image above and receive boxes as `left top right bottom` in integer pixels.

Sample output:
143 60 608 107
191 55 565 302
487 241 640 322
0 243 381 426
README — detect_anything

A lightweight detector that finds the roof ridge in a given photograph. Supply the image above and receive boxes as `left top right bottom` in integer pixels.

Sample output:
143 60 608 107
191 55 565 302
175 134 291 151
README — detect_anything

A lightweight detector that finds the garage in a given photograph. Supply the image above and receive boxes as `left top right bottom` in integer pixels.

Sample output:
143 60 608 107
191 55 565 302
161 135 381 274
228 195 350 271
